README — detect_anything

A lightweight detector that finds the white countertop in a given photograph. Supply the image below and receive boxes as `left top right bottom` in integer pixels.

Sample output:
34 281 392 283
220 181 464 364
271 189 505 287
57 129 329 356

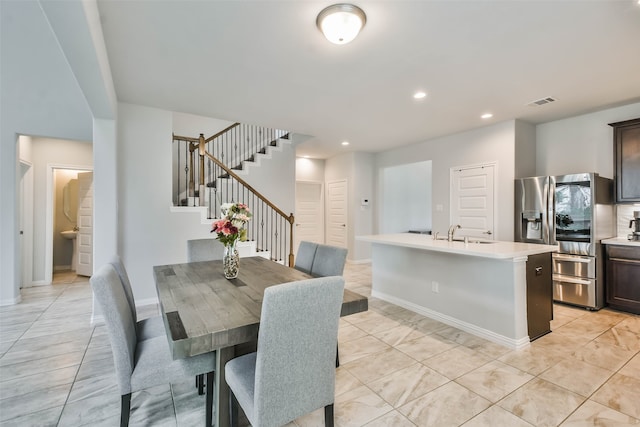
601 237 640 247
357 233 558 259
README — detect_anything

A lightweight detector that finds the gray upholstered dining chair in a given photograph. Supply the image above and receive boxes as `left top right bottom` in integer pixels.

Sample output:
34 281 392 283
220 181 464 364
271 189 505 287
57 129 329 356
109 255 165 341
307 243 348 367
91 264 216 427
187 238 225 262
225 276 345 427
293 241 318 274
310 244 348 278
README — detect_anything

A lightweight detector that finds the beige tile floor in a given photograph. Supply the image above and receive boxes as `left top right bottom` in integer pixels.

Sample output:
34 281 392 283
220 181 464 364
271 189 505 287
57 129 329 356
0 264 638 426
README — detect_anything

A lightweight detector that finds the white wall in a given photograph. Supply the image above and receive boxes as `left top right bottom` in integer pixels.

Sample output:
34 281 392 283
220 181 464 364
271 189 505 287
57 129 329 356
0 0 94 304
381 161 432 233
172 111 235 137
536 102 640 178
118 103 296 302
296 158 325 182
376 121 517 241
241 143 296 216
325 152 374 261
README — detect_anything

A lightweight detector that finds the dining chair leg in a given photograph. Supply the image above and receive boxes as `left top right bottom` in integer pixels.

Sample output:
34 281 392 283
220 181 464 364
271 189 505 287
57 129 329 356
335 343 340 368
120 393 131 427
197 374 205 395
206 371 214 427
324 404 334 427
229 391 239 427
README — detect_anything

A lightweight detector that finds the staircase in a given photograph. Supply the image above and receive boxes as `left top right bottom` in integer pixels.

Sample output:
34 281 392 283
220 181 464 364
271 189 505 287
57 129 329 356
172 123 295 265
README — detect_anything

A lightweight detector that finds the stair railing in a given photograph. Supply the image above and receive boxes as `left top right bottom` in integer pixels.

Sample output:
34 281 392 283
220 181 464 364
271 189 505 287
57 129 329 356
172 125 295 266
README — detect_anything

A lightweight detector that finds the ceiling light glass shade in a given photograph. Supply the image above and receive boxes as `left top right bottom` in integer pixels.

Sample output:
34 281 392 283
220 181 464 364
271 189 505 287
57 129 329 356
317 4 366 45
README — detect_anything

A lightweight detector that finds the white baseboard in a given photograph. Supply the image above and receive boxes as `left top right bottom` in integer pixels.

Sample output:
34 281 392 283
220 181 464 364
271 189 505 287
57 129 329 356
54 265 72 272
371 289 530 351
0 295 22 306
347 258 371 265
23 280 50 288
91 313 105 326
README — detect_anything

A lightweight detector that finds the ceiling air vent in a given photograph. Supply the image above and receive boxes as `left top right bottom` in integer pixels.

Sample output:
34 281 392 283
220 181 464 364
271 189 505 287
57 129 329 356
527 96 557 107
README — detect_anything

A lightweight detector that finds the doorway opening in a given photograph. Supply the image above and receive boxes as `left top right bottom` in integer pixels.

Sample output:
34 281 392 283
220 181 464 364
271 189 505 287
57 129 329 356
45 165 93 284
380 161 432 234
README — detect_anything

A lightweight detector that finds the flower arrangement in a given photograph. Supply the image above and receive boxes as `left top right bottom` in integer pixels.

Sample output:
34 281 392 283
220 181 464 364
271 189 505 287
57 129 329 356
211 202 252 246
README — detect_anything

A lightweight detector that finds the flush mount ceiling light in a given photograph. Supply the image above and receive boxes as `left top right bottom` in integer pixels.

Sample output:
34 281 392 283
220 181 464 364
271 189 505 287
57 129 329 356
481 113 493 119
341 141 350 146
414 91 427 100
317 4 367 45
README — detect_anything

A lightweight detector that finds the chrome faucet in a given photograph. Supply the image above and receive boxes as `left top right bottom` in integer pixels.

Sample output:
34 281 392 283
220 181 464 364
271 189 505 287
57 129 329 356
447 224 461 241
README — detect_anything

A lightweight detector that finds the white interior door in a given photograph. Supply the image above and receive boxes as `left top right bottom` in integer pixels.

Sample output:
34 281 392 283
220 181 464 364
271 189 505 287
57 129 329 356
451 165 495 239
326 180 347 248
294 181 324 253
76 172 94 276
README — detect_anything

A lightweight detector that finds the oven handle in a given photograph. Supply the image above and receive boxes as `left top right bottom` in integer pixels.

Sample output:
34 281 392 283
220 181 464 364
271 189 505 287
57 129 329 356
609 258 640 265
553 274 592 285
553 254 592 263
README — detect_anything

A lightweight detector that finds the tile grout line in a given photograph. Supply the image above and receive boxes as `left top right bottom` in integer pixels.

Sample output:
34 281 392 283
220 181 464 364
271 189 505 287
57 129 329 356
54 301 98 426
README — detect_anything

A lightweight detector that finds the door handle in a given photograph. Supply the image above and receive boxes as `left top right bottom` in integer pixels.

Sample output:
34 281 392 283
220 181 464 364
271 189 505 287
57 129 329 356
483 230 492 235
341 224 346 227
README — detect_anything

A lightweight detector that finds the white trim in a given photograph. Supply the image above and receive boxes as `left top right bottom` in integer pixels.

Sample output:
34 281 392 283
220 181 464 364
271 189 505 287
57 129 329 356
347 258 371 265
372 289 531 351
19 160 34 288
91 314 105 326
169 205 211 224
0 295 22 306
24 280 49 288
45 163 93 285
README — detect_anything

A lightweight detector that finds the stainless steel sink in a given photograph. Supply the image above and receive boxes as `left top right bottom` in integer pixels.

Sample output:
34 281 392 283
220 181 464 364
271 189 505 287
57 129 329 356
434 236 496 244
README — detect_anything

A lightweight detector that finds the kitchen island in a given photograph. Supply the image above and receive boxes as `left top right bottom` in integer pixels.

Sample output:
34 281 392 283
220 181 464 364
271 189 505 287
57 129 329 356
357 233 558 350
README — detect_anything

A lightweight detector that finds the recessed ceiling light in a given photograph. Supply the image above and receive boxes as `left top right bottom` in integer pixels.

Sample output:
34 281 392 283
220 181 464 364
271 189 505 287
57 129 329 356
413 91 427 99
481 113 493 119
303 155 310 158
341 141 350 146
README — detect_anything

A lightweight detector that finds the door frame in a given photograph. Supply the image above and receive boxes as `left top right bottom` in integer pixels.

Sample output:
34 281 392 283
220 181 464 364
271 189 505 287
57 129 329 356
449 161 498 239
20 160 34 288
45 163 93 284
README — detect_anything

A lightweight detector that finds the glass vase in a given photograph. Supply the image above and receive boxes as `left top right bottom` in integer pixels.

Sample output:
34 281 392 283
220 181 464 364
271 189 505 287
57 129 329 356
223 240 239 279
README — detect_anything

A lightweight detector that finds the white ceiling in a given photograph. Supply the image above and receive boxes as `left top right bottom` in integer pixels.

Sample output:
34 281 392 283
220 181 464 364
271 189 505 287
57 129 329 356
96 0 640 159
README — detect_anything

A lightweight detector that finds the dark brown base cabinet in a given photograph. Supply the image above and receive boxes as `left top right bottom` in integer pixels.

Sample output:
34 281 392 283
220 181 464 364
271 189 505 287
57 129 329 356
527 252 553 341
605 245 640 314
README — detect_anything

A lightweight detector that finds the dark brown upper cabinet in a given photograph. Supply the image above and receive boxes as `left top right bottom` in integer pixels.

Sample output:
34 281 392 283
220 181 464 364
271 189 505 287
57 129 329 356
609 118 640 203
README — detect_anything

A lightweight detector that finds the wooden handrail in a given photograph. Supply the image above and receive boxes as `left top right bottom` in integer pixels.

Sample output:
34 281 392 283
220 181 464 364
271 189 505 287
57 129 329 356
203 150 295 266
204 122 241 143
172 133 199 143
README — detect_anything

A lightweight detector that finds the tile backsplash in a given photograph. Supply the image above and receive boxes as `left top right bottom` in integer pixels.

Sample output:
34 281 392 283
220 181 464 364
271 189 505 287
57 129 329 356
616 204 640 238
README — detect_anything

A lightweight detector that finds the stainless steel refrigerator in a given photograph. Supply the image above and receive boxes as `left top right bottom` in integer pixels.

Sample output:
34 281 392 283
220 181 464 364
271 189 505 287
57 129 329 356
515 173 615 310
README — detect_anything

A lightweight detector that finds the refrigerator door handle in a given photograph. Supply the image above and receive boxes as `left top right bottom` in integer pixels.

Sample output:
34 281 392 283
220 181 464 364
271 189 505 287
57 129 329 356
547 176 555 245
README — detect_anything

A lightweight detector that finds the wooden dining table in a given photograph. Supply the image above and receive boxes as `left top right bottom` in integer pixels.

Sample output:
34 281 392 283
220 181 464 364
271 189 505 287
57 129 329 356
153 256 368 427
